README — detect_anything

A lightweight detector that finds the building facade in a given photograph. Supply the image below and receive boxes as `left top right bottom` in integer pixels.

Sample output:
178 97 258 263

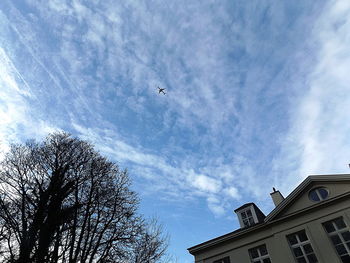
188 174 350 263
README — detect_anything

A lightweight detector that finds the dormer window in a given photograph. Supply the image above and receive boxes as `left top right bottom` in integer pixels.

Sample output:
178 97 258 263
241 209 255 227
234 203 266 229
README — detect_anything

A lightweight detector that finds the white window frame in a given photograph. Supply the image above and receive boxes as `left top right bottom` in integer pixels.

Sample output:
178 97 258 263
249 244 271 263
241 209 254 227
323 217 350 262
287 230 318 263
237 205 258 228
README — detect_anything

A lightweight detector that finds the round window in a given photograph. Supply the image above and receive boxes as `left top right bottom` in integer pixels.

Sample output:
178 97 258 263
308 187 329 202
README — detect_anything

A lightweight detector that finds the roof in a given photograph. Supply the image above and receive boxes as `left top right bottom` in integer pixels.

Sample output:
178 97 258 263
188 173 350 255
233 202 255 212
265 174 350 222
187 221 265 254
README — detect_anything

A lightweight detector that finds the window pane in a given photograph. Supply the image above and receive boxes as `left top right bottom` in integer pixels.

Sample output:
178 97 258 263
335 218 347 230
303 244 314 254
309 190 320 201
243 219 250 227
297 257 307 263
298 232 308 242
324 222 336 233
331 235 342 245
342 232 350 241
249 217 255 225
293 247 303 257
340 255 350 263
346 242 350 251
259 245 267 256
336 244 347 255
250 248 259 259
247 210 252 216
263 259 271 263
241 212 247 219
288 235 298 245
318 188 328 199
307 254 318 263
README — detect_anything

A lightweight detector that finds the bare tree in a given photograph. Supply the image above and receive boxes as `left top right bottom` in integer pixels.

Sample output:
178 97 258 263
0 132 169 263
131 218 169 263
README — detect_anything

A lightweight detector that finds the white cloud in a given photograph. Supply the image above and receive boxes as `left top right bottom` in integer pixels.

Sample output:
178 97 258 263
207 196 226 217
191 174 222 194
3 0 338 218
72 122 243 216
0 47 58 158
224 186 241 200
5 1 341 261
273 0 350 193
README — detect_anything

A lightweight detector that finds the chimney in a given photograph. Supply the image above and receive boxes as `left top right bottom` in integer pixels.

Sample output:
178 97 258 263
270 187 284 207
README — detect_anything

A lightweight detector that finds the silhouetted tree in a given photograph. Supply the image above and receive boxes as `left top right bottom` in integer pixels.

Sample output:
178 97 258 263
131 219 169 263
0 132 169 263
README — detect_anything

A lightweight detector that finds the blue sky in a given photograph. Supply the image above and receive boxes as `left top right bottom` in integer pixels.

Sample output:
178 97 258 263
1 0 350 262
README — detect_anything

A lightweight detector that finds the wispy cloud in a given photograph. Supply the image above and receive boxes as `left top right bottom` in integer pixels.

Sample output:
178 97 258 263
0 47 57 157
72 122 241 215
273 0 350 193
3 0 350 261
1 0 348 220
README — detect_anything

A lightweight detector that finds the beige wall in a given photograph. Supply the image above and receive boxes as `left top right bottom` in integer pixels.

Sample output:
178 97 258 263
193 191 350 263
280 182 350 217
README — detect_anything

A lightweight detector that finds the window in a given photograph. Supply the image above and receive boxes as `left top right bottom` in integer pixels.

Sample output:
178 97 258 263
287 230 318 263
308 187 329 202
213 256 230 263
249 244 271 263
241 209 255 227
323 217 350 263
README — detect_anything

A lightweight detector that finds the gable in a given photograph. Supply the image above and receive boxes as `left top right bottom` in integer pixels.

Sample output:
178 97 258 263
271 180 350 220
188 174 350 258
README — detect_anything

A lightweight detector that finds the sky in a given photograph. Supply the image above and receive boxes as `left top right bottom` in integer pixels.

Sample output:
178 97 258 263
1 0 350 262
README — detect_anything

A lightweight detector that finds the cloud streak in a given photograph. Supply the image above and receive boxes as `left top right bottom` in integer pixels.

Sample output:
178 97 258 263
273 0 350 193
0 46 57 157
3 0 350 261
73 123 241 215
1 0 349 237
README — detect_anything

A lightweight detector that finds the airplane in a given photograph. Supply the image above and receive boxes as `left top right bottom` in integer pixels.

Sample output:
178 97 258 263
158 87 166 95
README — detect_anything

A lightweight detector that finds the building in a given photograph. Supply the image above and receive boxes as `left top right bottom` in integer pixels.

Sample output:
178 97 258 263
188 174 350 263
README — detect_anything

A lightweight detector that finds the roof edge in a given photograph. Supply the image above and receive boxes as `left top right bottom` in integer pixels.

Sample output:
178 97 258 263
188 173 350 254
265 174 350 222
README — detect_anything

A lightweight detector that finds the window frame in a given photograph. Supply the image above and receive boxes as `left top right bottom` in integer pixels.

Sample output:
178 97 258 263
308 187 329 202
323 217 350 262
248 244 271 263
286 230 318 263
240 208 255 227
